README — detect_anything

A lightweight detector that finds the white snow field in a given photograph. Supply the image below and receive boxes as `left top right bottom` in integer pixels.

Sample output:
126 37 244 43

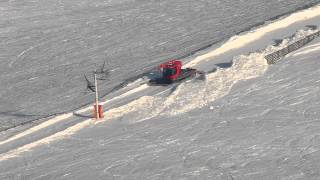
1 3 320 179
1 0 320 131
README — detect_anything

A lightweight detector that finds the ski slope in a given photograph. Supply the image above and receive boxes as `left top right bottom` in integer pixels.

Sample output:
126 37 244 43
1 0 320 131
1 4 320 179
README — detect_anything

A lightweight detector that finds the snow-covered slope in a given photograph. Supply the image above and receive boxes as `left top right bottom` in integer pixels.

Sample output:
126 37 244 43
1 4 320 179
1 0 320 130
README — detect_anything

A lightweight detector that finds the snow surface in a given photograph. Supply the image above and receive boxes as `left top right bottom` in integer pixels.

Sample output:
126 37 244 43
1 3 320 179
1 0 320 130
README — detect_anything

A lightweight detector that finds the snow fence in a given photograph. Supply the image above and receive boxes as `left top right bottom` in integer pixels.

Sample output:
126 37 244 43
265 29 320 64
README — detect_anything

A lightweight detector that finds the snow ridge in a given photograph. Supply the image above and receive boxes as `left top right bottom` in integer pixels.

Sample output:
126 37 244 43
184 4 320 68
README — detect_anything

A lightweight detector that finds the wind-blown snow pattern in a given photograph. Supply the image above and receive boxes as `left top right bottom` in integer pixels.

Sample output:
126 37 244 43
1 2 320 180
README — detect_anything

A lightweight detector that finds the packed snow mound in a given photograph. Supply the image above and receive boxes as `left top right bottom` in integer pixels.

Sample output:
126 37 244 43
265 28 320 53
107 53 267 123
105 28 317 123
166 53 267 116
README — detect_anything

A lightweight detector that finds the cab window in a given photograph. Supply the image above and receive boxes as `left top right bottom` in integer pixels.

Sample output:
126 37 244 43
163 68 177 77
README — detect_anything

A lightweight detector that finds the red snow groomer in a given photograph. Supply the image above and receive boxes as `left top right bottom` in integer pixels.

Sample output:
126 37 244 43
148 60 204 85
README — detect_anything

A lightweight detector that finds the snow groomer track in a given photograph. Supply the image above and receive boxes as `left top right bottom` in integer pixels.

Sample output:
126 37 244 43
1 2 320 180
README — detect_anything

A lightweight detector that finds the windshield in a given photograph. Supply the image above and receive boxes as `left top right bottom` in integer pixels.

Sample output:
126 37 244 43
163 68 177 77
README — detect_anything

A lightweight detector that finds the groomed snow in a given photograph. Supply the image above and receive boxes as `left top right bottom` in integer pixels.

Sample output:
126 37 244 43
1 3 320 179
1 0 320 130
